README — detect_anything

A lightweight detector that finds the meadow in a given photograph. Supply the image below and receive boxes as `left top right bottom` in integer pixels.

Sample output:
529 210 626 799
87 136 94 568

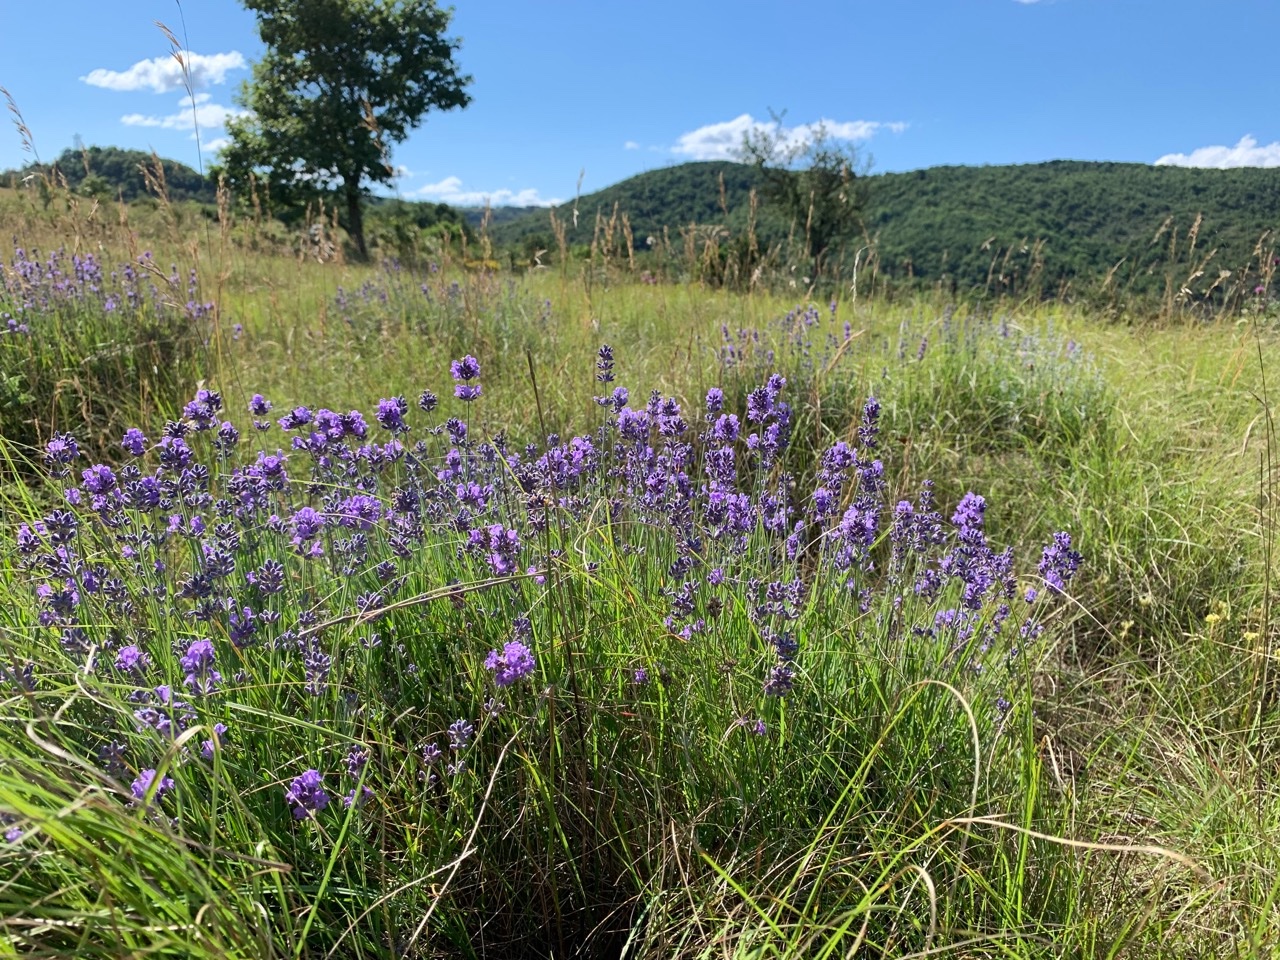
1 185 1278 959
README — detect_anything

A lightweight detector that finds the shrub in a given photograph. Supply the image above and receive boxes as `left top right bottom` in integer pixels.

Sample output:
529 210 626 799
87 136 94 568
0 345 1085 956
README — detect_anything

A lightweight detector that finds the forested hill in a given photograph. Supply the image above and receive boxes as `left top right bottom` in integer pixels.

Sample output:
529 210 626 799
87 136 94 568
479 161 769 248
485 159 1280 291
1 147 219 203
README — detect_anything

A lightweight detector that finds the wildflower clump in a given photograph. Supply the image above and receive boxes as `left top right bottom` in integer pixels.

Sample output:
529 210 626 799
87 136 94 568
2 340 1084 957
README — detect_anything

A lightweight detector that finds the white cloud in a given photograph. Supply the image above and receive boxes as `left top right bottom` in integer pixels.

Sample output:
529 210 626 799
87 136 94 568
82 50 246 94
120 92 249 137
1155 135 1280 169
413 175 561 207
624 140 640 150
671 113 907 161
203 137 231 154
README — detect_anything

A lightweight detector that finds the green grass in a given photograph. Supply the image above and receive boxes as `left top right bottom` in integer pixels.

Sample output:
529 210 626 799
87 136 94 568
1 212 1279 958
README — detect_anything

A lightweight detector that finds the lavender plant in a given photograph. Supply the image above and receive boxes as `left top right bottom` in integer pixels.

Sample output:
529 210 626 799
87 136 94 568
0 342 1083 957
0 246 213 467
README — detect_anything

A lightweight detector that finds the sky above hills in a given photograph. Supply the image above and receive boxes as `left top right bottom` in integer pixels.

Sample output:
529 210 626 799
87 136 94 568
2 0 1278 206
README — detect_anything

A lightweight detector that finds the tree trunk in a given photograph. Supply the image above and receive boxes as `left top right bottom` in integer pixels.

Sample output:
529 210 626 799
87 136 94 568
345 182 368 261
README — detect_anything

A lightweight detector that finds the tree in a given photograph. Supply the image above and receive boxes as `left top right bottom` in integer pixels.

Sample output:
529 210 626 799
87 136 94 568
220 0 472 259
738 113 869 279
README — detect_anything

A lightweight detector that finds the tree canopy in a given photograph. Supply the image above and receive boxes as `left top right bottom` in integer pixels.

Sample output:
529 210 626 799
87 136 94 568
739 118 868 276
218 0 472 258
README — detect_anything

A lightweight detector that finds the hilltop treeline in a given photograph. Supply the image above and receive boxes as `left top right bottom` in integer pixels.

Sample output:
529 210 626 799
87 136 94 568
486 159 1280 296
1 146 219 203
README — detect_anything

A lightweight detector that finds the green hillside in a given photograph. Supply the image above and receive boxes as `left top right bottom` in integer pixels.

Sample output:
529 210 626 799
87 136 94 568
478 161 771 249
485 159 1280 294
1 146 219 203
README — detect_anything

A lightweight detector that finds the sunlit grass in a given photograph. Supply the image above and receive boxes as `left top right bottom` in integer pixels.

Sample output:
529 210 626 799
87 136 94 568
1 208 1278 957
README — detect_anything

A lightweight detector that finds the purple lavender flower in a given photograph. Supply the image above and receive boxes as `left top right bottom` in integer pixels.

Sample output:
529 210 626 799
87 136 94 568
133 685 195 739
97 740 127 776
375 396 410 433
346 746 368 779
156 436 193 471
859 395 880 450
183 389 223 431
114 644 150 675
304 644 331 696
344 785 374 809
215 421 239 453
763 663 795 697
710 414 740 443
200 723 228 759
228 607 258 647
121 428 148 457
341 410 368 438
418 390 438 413
451 355 481 382
162 419 190 440
451 355 482 401
179 639 221 695
595 344 615 383
131 768 175 804
284 769 329 819
278 406 313 431
79 464 117 496
745 387 772 424
333 494 382 530
951 492 987 541
813 486 837 520
484 640 536 687
250 394 272 416
290 506 325 555
43 433 79 477
448 719 474 751
706 387 724 414
469 524 521 576
735 716 768 736
1038 532 1081 594
247 558 285 594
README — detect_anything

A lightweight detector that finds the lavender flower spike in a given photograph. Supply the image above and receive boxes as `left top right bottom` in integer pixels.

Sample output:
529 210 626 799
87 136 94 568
484 640 536 687
285 769 330 819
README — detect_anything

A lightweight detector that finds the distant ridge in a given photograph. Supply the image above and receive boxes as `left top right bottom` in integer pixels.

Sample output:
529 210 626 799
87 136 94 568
480 159 1280 293
1 146 218 204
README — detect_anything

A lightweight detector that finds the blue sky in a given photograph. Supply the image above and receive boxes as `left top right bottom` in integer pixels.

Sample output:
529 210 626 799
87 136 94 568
2 0 1278 206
